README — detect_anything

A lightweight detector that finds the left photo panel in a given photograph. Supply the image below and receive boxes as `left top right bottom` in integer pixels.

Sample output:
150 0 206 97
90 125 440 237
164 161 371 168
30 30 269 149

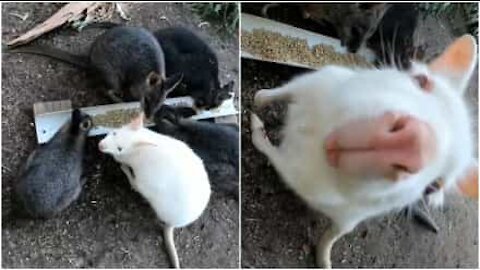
2 2 239 268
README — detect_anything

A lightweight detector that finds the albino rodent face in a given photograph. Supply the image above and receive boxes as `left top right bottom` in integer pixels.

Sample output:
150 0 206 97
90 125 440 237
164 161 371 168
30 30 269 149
324 35 477 189
98 114 144 157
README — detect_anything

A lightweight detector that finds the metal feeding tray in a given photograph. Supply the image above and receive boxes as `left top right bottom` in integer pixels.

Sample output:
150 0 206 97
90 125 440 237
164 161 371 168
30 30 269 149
241 13 376 69
33 96 238 144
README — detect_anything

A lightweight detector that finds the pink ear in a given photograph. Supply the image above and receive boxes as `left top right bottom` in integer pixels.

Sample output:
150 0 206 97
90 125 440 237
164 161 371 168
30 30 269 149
430 35 476 73
456 164 478 200
129 112 144 130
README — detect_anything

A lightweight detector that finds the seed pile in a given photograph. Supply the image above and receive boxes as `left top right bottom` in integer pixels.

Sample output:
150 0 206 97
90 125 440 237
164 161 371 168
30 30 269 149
241 29 372 68
92 108 141 128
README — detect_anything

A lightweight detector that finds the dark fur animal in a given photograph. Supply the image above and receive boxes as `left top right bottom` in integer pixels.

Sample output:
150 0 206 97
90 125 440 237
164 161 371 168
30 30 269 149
154 27 234 110
260 3 389 53
14 109 92 218
368 3 420 69
301 3 390 53
7 26 182 118
152 106 239 199
80 24 234 110
260 3 420 69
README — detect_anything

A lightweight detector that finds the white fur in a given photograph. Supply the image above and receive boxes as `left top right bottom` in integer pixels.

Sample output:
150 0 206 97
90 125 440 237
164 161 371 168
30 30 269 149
251 37 476 268
99 124 211 268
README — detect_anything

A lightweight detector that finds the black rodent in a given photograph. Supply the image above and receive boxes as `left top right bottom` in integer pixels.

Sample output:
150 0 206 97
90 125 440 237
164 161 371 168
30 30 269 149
152 106 239 200
7 26 182 119
14 109 92 218
153 27 234 110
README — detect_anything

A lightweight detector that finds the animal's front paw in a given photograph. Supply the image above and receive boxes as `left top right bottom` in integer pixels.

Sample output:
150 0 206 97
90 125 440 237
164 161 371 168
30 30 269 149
250 113 270 153
253 89 269 108
251 113 266 140
250 113 264 131
120 164 130 174
120 164 136 185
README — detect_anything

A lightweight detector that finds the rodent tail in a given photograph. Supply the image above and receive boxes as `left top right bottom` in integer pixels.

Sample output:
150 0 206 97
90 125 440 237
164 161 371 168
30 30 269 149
163 225 180 268
6 45 89 69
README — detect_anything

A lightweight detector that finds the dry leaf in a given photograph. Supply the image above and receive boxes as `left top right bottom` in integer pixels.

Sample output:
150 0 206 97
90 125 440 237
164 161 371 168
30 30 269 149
7 2 97 47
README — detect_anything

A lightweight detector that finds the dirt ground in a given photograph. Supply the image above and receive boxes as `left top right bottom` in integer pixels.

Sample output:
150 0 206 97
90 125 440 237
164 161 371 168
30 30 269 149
2 3 238 268
241 6 479 268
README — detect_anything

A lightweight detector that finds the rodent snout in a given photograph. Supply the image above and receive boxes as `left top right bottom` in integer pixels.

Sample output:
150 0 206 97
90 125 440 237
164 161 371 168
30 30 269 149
98 141 106 152
325 112 437 180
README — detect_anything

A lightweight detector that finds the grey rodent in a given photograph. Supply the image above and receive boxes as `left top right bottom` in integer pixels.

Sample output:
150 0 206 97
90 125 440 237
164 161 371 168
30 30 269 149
14 109 92 218
7 26 182 119
152 105 239 200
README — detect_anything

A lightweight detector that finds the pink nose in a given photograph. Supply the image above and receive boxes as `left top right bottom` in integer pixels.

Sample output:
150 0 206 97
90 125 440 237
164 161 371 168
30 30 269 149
98 141 106 152
325 112 436 180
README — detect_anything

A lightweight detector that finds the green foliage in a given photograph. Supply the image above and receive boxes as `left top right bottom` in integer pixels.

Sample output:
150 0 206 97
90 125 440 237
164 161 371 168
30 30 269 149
419 3 478 36
191 3 239 35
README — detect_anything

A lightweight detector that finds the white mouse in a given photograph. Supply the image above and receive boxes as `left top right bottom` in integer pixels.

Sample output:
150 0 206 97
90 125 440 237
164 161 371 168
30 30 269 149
251 35 478 268
99 113 211 268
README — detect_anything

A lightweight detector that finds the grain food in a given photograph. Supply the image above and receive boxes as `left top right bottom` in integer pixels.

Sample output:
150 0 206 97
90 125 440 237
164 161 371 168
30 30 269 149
241 29 372 68
92 108 141 128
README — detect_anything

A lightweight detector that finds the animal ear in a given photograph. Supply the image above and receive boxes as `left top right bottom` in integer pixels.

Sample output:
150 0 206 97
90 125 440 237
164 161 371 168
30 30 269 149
129 112 144 130
429 35 477 92
456 163 478 200
163 73 183 96
147 72 162 87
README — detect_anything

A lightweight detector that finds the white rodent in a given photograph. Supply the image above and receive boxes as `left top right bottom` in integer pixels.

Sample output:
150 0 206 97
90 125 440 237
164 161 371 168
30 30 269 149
251 35 478 268
99 114 211 268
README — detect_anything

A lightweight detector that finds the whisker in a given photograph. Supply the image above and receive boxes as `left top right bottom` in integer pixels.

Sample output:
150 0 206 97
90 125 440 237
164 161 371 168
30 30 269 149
396 55 403 69
392 23 399 69
379 24 387 67
387 34 395 69
413 19 421 61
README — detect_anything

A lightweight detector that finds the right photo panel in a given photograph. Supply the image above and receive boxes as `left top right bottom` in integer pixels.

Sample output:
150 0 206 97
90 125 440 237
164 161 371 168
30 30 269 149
241 2 478 268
